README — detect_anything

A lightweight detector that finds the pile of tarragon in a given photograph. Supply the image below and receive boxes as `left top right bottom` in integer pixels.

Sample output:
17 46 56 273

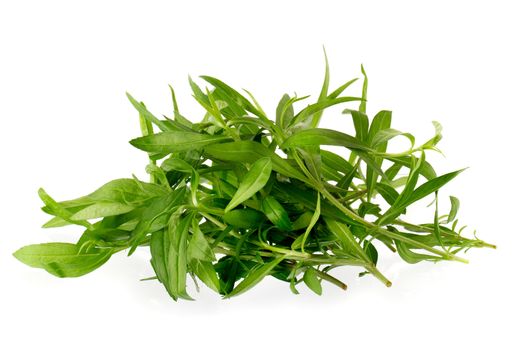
14 56 495 300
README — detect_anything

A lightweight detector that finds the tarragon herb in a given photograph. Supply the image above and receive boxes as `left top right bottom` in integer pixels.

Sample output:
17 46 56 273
13 55 495 300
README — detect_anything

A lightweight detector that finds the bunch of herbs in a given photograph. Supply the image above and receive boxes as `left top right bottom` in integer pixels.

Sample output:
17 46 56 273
14 55 495 300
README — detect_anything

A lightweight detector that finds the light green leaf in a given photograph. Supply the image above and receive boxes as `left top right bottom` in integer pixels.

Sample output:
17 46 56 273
325 218 370 263
310 47 330 128
13 243 113 278
327 78 359 99
447 196 460 224
38 188 93 230
190 259 220 293
343 109 369 142
290 97 364 130
371 128 415 149
395 240 441 264
281 128 372 152
200 75 265 119
300 192 321 252
127 93 170 132
187 219 216 262
276 93 294 130
359 64 368 113
165 213 194 300
70 202 135 220
130 131 229 153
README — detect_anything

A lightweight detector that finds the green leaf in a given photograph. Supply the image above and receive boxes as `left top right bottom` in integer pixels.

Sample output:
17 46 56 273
291 211 314 231
129 188 187 254
407 169 466 208
223 209 265 229
190 259 220 293
70 202 136 220
379 167 466 226
375 182 400 205
395 240 441 264
169 84 193 128
298 145 322 181
365 110 392 201
38 188 93 230
378 153 426 225
127 93 170 132
364 240 379 265
370 128 415 149
359 64 368 113
433 193 444 248
447 196 460 223
187 219 216 262
205 141 308 182
161 157 194 173
303 268 322 295
200 75 265 119
130 131 229 153
421 121 443 150
13 243 113 277
290 97 364 130
225 157 272 212
300 192 321 252
150 230 169 289
262 196 292 231
320 150 353 174
385 155 437 180
281 128 372 152
166 213 194 300
327 78 359 99
343 109 369 142
324 219 369 262
310 47 330 128
54 179 168 210
276 93 294 130
226 255 286 298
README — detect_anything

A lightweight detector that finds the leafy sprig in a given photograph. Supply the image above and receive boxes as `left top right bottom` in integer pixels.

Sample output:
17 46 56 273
14 55 495 300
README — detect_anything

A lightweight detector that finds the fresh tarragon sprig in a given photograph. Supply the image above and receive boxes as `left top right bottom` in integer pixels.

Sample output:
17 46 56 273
14 53 495 300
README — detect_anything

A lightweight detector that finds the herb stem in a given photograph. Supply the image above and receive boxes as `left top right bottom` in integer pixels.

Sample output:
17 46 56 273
319 188 469 263
314 269 348 290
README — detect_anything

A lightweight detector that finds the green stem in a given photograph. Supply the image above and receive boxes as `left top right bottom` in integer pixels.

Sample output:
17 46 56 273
319 188 468 263
394 219 497 249
314 269 348 290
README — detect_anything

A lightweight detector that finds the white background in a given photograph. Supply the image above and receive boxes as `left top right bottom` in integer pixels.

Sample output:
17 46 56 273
1 1 523 349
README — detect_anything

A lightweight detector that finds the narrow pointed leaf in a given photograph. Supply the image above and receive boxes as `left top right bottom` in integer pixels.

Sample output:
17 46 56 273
226 256 286 298
303 268 322 295
130 131 229 153
225 157 272 212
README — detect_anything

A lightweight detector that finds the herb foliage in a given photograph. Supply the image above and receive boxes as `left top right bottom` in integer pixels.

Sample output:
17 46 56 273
14 56 495 300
